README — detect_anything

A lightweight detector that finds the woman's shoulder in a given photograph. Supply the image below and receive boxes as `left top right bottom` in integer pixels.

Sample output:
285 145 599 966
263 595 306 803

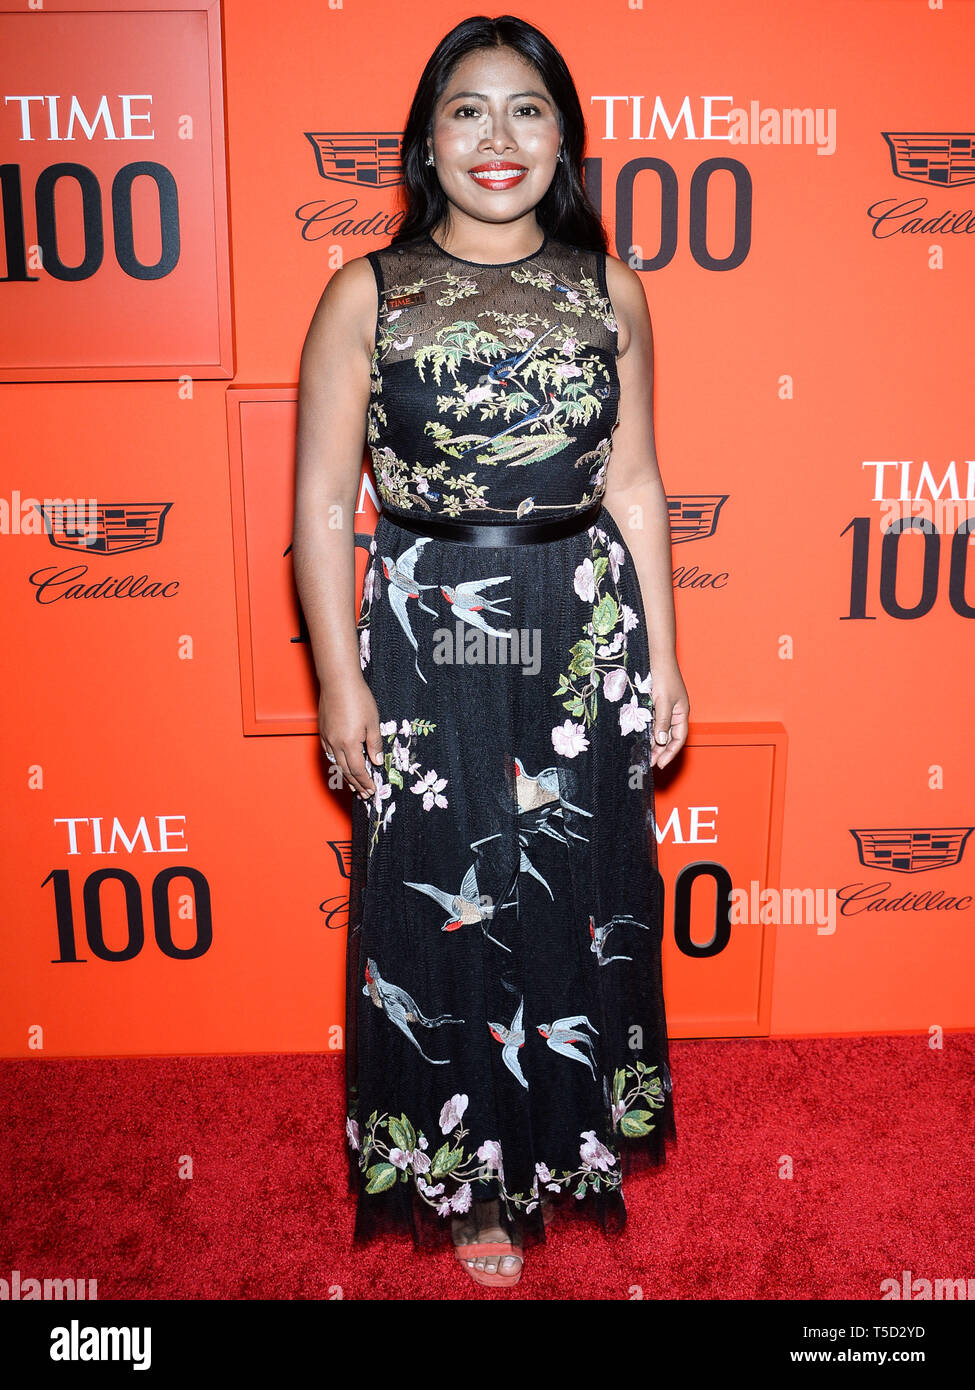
305 253 381 362
319 252 379 307
602 247 645 296
602 248 648 323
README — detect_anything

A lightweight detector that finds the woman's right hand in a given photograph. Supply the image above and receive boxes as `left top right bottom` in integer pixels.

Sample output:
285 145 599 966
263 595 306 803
318 676 384 802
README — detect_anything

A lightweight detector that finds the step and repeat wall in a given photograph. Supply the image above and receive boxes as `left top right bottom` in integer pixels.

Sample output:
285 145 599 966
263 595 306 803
2 0 973 1059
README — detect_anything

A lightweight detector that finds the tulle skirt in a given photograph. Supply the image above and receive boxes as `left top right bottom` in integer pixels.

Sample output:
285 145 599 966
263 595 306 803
344 502 676 1250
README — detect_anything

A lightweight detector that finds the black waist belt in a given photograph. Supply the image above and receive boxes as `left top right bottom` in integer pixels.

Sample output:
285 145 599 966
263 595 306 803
379 499 604 546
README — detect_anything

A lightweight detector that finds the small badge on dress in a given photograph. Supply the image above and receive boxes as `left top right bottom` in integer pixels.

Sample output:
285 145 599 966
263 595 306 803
386 290 426 310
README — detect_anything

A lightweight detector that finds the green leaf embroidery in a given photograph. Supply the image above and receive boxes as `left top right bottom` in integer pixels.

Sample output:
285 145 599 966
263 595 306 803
365 1162 399 1194
388 1114 416 1154
619 1113 654 1138
591 593 620 637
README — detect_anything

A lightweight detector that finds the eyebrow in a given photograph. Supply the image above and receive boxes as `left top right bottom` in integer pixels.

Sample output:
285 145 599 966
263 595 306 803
442 90 551 103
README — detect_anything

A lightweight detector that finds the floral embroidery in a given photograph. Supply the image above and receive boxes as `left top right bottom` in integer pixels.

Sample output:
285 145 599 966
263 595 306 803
365 240 619 520
510 261 618 334
551 524 655 755
610 1060 668 1136
367 718 446 857
416 317 613 473
348 238 674 1237
348 1066 666 1217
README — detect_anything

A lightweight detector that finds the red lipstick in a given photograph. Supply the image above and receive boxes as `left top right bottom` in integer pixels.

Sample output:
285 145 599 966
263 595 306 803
468 161 528 191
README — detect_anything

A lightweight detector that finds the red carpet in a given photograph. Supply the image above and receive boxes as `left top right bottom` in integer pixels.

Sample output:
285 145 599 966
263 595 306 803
1 1034 971 1300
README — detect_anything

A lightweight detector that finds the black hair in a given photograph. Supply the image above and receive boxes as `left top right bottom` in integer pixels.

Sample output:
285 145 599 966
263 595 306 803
390 14 607 252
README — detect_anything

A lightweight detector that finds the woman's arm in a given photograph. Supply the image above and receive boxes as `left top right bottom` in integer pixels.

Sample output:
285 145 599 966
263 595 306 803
601 254 689 769
292 257 383 799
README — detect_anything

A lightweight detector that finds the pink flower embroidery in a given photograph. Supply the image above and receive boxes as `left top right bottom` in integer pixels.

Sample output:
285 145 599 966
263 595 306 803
451 1183 473 1213
551 720 590 758
439 1094 469 1133
580 1130 617 1171
477 1140 504 1177
573 557 596 602
619 696 654 736
463 383 495 405
370 771 393 814
596 632 625 658
602 667 628 702
411 769 448 810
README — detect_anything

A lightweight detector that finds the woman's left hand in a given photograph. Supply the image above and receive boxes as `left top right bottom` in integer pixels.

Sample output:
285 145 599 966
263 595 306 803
648 658 690 769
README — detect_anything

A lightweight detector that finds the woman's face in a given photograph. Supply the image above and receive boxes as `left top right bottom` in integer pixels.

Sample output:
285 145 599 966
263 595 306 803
426 46 562 226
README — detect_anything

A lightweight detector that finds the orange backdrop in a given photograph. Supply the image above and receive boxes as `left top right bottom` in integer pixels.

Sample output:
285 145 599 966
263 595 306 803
2 0 973 1060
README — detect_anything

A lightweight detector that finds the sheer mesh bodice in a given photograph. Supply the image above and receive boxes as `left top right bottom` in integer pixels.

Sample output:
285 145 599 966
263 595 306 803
364 232 621 523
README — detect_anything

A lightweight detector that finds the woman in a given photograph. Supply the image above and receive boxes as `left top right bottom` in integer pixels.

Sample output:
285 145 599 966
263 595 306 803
293 14 689 1289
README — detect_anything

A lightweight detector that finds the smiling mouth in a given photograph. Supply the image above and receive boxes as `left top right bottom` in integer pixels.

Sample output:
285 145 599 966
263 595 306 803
467 164 528 190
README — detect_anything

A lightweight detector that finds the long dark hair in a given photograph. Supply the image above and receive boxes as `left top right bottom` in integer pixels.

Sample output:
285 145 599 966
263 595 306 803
390 14 607 253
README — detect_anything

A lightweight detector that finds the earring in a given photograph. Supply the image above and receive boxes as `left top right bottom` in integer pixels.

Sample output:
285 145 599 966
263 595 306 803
426 152 434 166
557 149 563 163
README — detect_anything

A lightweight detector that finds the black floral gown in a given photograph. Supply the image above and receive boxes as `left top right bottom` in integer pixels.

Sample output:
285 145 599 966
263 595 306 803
344 230 676 1251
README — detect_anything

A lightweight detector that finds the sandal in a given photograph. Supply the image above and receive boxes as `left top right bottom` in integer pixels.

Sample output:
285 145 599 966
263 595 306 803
454 1204 553 1283
452 1237 524 1287
451 1203 524 1288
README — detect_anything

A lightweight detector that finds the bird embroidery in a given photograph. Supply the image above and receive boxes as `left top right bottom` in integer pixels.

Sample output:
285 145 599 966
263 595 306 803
469 830 556 904
468 757 595 913
457 389 562 461
488 997 528 1088
513 757 593 842
537 1014 600 1077
363 958 463 1065
381 538 439 683
476 324 559 388
404 861 513 952
439 573 512 637
589 913 650 965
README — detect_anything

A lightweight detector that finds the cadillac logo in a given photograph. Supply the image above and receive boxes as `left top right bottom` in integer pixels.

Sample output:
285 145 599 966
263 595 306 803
38 502 173 555
849 827 973 874
305 132 403 187
882 132 975 188
668 495 728 545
